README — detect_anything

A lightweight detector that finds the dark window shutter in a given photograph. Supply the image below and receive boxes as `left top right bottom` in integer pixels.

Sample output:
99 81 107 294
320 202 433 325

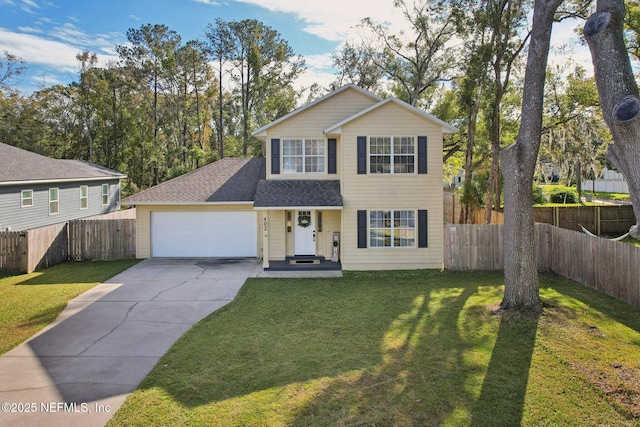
271 139 280 174
357 210 367 248
328 138 337 174
357 136 367 174
418 136 427 174
418 209 428 248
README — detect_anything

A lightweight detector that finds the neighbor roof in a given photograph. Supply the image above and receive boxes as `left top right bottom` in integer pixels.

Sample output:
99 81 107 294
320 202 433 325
324 97 459 135
121 158 266 205
253 180 343 209
0 142 126 186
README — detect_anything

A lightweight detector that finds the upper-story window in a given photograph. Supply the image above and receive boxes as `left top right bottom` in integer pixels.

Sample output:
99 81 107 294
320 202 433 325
49 188 59 215
282 138 325 174
369 136 415 174
102 184 109 206
80 185 89 210
21 190 33 208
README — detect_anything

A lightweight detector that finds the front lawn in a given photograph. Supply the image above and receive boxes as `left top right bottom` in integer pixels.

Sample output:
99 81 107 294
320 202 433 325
108 271 640 426
0 260 139 355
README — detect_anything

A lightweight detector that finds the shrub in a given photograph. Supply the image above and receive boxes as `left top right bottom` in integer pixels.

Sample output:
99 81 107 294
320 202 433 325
548 186 579 203
532 184 547 204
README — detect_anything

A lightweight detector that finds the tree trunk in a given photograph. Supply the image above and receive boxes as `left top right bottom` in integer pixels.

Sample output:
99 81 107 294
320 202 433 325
499 0 562 311
461 100 481 224
485 82 504 224
218 57 225 159
585 0 640 238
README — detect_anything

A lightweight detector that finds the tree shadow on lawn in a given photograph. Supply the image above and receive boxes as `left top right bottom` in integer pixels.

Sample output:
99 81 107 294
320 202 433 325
134 270 542 425
471 308 540 426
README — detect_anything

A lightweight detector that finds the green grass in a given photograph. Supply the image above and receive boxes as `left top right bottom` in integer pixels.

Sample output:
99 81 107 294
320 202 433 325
593 191 631 202
0 260 139 355
108 271 640 426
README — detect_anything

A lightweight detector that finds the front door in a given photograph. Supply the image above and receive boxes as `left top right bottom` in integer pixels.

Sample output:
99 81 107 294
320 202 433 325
294 210 315 255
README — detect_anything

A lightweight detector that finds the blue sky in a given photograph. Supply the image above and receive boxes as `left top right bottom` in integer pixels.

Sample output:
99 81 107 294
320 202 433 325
0 0 591 95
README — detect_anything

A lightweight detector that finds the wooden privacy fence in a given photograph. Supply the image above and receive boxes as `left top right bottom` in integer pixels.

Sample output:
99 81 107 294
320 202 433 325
444 191 635 234
0 231 27 274
443 191 504 224
0 223 68 274
0 218 136 275
69 219 136 261
444 223 640 309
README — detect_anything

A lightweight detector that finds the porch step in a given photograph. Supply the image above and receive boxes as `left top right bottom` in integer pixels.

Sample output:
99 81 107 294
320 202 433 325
289 258 320 265
286 256 324 265
267 256 341 272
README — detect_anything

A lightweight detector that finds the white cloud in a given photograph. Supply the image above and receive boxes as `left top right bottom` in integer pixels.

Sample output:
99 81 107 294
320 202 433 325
21 0 39 8
17 25 42 33
0 27 118 73
295 62 335 90
303 53 334 71
234 0 404 42
193 0 222 5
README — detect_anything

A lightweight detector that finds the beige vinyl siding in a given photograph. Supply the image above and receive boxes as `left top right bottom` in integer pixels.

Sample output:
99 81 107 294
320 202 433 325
339 102 444 270
265 88 378 180
264 210 287 260
135 204 258 258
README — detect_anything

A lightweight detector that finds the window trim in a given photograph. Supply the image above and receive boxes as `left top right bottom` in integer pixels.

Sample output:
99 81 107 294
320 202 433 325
21 189 33 208
368 210 417 248
281 138 327 174
101 183 109 206
49 188 59 215
368 136 416 174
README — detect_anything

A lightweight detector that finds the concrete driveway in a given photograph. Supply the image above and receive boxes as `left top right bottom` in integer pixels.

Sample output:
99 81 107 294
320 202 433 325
0 258 258 427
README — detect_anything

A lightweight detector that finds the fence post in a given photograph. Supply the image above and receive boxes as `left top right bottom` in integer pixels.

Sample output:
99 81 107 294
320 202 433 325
596 206 601 235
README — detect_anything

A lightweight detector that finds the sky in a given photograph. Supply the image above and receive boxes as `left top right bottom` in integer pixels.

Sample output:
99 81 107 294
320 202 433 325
0 0 593 96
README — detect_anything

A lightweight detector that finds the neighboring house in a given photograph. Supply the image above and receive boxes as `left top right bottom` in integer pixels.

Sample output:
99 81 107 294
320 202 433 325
0 142 126 231
122 84 458 270
582 168 629 194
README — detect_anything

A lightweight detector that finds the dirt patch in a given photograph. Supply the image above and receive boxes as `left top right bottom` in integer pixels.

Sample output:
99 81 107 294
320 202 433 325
572 361 640 418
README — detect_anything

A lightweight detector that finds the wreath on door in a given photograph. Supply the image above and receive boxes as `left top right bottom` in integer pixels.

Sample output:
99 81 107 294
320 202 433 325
297 212 311 228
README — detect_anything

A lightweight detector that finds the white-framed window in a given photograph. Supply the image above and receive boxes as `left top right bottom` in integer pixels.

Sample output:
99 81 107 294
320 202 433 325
282 138 325 173
101 184 109 206
369 210 416 248
80 185 88 210
49 188 59 215
369 136 415 174
21 190 33 208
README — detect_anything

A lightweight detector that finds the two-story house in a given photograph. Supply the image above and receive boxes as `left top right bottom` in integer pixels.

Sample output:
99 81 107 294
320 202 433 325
122 84 457 270
0 142 126 231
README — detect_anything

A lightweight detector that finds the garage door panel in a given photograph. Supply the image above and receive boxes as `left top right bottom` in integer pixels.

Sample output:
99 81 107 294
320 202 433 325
151 211 256 257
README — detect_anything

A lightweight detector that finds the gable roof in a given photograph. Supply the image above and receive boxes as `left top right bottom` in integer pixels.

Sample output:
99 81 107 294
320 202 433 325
251 84 382 138
121 158 266 205
253 180 343 209
324 97 459 135
0 142 126 186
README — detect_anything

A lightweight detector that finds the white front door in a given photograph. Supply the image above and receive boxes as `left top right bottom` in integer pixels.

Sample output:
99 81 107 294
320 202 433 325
294 210 315 255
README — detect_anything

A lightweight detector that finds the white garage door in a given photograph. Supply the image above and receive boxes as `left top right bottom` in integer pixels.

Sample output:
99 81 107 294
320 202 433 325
151 211 257 257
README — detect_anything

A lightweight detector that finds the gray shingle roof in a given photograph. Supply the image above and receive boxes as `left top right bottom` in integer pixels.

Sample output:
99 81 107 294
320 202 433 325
121 158 266 204
253 180 343 208
0 142 126 184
